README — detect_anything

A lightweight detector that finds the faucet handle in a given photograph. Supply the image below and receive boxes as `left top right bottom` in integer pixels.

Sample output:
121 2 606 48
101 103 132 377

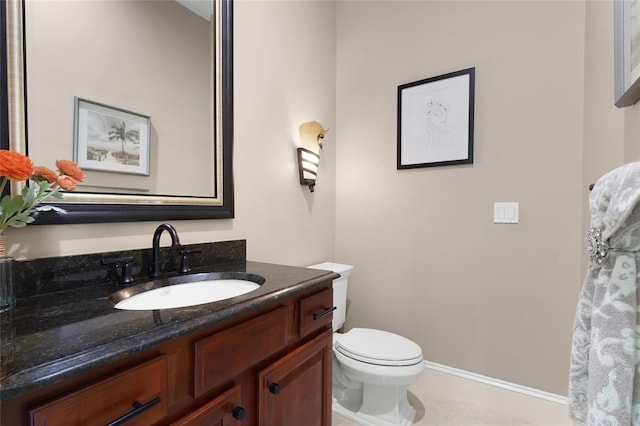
178 249 201 274
102 256 135 285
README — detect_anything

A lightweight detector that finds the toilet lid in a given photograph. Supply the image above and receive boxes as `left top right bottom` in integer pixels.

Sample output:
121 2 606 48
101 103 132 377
335 328 423 367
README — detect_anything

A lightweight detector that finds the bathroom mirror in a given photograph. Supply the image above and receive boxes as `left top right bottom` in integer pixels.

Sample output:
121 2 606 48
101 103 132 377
0 0 234 223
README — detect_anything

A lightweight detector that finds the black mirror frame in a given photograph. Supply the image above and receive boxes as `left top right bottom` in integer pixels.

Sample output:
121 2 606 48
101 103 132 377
0 0 234 224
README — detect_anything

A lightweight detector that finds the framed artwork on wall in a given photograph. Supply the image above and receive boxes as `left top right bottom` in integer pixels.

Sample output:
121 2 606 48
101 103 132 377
73 97 151 175
397 67 475 170
614 0 640 107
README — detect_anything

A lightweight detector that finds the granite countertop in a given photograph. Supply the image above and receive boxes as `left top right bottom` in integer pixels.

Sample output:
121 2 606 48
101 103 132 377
0 260 337 401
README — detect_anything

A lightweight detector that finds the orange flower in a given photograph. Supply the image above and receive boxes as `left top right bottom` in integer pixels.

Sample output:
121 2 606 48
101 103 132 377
0 150 34 181
32 166 58 184
56 175 77 191
56 159 84 182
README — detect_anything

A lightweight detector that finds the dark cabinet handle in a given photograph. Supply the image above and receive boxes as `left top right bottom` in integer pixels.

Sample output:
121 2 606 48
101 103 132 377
312 306 336 321
105 396 161 426
232 406 246 420
268 383 281 395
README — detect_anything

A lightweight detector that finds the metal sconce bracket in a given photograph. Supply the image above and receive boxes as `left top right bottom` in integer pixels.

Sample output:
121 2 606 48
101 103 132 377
297 147 320 192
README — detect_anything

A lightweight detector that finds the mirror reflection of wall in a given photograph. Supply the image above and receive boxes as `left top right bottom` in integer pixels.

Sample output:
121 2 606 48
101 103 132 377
25 0 215 197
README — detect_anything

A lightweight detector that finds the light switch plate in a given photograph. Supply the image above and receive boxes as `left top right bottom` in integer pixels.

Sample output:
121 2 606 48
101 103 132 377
494 202 519 224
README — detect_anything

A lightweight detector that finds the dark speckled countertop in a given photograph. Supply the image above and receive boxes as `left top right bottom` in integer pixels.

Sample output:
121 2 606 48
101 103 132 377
0 240 337 402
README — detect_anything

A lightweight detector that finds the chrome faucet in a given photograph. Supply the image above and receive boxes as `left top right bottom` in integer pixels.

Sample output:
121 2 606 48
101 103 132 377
150 223 181 278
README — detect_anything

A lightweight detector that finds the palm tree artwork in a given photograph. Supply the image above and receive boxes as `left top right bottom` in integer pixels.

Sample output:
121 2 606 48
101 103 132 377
109 121 140 154
108 121 140 166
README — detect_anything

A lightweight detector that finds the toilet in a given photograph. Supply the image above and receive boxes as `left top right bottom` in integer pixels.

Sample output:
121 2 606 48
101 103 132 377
307 262 424 426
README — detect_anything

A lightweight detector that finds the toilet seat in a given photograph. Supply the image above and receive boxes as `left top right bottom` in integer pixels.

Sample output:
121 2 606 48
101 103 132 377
335 328 423 367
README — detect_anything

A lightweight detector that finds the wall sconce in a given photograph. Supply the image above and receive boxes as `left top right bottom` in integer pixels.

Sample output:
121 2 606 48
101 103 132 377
297 148 320 192
297 121 328 192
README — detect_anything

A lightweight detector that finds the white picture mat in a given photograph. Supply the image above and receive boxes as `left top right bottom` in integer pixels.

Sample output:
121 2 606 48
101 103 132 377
400 74 471 166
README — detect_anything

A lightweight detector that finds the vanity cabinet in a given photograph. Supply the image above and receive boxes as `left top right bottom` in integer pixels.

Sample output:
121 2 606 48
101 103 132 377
1 283 334 426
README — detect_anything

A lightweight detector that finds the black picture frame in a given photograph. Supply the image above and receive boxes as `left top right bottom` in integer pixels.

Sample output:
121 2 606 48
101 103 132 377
397 67 475 169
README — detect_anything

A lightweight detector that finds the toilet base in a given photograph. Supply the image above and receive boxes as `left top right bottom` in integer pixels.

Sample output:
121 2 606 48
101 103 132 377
333 401 416 426
332 383 416 426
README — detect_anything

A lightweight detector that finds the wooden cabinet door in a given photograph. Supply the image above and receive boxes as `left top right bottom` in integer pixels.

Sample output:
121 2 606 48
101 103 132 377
171 384 246 426
257 328 332 426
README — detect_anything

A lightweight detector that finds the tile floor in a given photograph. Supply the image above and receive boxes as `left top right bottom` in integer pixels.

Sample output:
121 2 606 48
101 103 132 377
332 367 571 426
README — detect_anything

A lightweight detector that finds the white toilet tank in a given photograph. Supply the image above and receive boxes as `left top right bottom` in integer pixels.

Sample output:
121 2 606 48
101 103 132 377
307 262 353 331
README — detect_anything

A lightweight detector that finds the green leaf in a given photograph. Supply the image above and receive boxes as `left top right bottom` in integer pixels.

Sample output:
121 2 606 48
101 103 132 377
3 194 24 216
22 184 38 205
14 213 35 224
1 195 15 213
49 191 64 200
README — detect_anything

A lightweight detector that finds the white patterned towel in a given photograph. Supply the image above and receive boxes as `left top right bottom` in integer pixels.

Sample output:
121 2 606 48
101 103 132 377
569 161 640 425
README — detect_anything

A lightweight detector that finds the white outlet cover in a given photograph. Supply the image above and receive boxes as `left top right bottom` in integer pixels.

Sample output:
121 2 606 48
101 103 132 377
494 202 519 224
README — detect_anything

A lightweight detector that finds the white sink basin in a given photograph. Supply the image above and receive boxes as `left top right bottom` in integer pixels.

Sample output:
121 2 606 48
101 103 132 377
111 272 264 310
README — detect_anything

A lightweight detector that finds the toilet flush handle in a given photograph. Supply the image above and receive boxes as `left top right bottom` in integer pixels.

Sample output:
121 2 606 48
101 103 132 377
312 306 337 321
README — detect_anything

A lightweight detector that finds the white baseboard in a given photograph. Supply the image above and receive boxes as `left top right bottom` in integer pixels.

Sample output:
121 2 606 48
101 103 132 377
423 360 568 406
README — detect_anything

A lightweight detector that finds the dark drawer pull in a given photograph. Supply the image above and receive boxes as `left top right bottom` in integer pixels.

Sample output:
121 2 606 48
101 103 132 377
268 383 281 395
105 396 161 426
232 406 247 420
312 306 336 321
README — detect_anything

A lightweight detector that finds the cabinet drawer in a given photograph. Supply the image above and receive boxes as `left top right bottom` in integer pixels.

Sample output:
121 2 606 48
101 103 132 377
171 384 245 426
29 356 168 426
194 306 288 397
299 287 334 337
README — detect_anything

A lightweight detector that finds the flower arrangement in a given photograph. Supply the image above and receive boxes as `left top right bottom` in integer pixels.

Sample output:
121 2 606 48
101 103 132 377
0 150 84 235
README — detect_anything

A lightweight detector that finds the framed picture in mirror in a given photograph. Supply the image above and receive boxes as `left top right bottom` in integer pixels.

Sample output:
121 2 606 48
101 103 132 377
73 98 151 176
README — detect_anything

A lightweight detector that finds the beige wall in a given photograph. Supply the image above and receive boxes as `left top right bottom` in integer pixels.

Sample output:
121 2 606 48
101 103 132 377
583 0 640 181
6 0 640 398
335 0 586 396
335 0 639 397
